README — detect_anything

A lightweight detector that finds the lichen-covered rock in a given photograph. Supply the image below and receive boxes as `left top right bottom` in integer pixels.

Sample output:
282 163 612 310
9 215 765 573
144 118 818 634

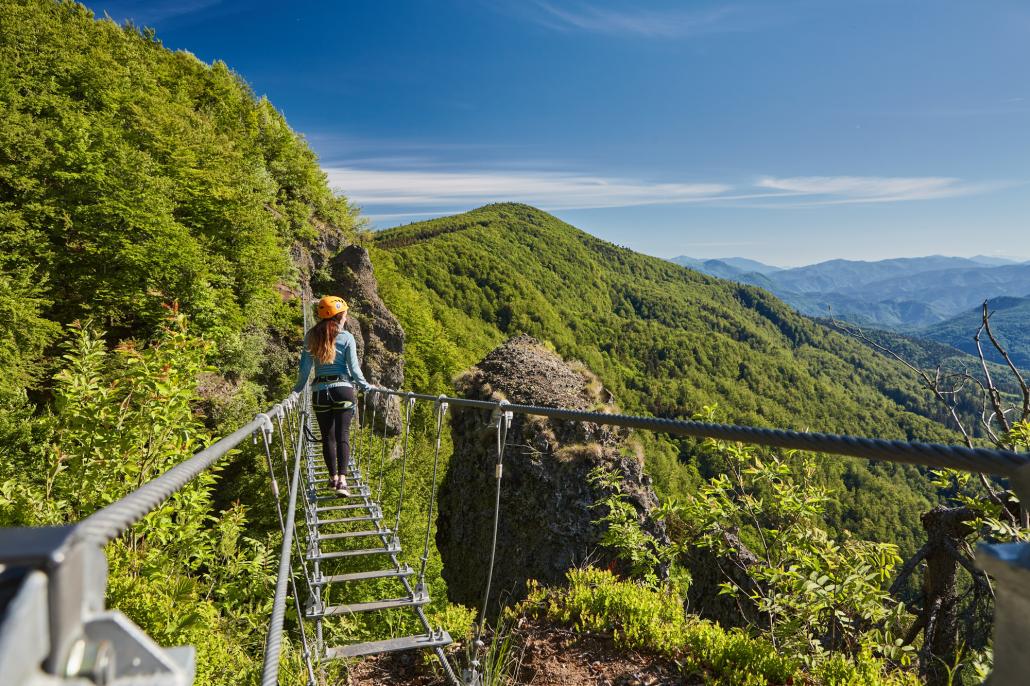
315 244 404 434
436 335 668 617
291 215 350 293
682 528 761 628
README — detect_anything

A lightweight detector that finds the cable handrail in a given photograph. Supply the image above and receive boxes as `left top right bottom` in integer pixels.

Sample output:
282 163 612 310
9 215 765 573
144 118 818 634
12 307 1027 684
74 400 296 546
261 393 310 686
364 388 1029 478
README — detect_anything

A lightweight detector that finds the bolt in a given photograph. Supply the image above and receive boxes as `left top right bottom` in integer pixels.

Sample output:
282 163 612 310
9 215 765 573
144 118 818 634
65 639 114 684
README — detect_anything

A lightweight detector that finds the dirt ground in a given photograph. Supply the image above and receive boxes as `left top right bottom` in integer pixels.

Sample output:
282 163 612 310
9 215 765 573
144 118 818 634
345 618 685 685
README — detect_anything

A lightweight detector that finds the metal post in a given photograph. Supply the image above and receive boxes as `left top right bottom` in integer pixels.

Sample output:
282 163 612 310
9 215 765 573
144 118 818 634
0 527 195 685
975 462 1030 684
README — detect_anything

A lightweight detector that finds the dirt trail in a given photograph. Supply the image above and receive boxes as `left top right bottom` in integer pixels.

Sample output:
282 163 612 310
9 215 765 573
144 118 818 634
346 618 684 685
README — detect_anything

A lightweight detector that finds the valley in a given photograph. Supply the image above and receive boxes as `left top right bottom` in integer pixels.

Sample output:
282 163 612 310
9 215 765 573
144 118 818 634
674 255 1030 324
371 203 993 558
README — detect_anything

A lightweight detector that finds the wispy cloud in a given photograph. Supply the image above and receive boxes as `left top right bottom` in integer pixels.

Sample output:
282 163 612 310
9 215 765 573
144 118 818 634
96 1 224 26
323 166 1009 224
756 175 1000 205
682 240 766 247
324 167 732 211
525 1 738 38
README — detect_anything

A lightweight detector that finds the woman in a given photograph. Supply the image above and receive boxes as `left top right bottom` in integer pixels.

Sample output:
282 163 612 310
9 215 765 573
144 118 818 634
293 295 374 496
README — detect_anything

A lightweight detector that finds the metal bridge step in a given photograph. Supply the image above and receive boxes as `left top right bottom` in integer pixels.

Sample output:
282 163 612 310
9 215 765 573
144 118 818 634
315 486 370 501
315 502 372 513
314 482 367 492
313 469 361 477
315 515 380 526
314 565 414 585
324 631 452 660
312 594 429 617
317 529 392 541
307 542 401 561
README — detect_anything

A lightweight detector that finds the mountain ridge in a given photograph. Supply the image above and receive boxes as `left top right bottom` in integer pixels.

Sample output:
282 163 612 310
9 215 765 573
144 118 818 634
671 255 782 275
372 202 970 555
675 254 1030 329
919 295 1030 367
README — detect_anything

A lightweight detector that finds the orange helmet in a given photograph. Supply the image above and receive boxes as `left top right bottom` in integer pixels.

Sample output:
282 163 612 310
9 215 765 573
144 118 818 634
316 295 348 320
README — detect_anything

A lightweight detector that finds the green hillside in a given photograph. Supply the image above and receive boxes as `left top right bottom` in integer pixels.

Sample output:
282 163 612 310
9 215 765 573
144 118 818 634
373 203 966 553
920 296 1030 368
820 318 1026 414
375 204 957 437
1 0 360 396
0 2 360 681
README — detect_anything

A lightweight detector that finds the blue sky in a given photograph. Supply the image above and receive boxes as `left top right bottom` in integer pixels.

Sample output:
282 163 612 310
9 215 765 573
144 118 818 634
83 0 1029 266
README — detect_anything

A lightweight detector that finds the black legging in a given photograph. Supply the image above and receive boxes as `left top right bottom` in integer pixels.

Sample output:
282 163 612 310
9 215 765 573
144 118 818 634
313 385 355 477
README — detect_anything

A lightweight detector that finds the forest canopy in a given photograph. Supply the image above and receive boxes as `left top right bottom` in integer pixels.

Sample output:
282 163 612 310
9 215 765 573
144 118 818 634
0 2 361 682
373 203 972 556
0 0 360 394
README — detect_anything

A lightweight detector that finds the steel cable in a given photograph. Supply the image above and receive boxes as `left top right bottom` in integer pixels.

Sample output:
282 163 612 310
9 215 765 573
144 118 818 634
364 392 378 477
475 401 512 647
418 398 448 584
76 405 286 545
260 403 317 685
275 411 316 601
260 394 306 686
285 403 318 686
367 389 1028 478
376 390 390 504
393 395 415 536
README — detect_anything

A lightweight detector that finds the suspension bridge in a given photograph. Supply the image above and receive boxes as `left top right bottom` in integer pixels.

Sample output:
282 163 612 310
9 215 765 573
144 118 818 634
2 308 1030 685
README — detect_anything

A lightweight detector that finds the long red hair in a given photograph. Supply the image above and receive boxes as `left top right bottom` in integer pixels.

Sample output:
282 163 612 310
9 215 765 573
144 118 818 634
307 312 345 364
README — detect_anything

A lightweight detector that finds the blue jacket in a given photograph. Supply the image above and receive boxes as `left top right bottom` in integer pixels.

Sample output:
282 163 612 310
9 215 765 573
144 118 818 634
294 330 372 394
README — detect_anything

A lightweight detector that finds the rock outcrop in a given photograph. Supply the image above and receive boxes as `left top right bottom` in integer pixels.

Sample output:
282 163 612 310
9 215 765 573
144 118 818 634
315 244 404 434
682 529 761 628
291 215 350 293
436 335 668 617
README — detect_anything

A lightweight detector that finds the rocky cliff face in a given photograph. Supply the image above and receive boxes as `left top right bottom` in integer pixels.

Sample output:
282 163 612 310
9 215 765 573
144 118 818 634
683 529 760 628
436 335 668 617
314 244 404 434
291 216 350 296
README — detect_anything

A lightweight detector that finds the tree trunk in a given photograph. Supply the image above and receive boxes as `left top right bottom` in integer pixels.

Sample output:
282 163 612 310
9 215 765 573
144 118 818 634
918 506 974 685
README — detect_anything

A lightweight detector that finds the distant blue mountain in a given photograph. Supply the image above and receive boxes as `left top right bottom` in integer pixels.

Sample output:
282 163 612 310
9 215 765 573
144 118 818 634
670 255 1030 330
717 257 783 274
671 256 781 275
970 255 1022 267
767 256 985 294
919 295 1030 367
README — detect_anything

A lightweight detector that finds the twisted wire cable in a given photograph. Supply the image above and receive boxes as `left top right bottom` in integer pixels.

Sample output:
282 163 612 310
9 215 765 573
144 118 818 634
260 394 306 686
367 389 1028 477
76 405 287 545
418 398 448 584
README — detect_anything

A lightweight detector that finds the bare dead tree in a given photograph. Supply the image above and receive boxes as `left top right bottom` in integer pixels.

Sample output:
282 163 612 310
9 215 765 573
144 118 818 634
974 301 1030 440
829 300 1029 685
829 307 1024 519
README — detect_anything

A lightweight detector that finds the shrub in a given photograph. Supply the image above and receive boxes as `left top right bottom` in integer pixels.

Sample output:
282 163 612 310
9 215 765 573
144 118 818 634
519 567 919 685
678 406 911 667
